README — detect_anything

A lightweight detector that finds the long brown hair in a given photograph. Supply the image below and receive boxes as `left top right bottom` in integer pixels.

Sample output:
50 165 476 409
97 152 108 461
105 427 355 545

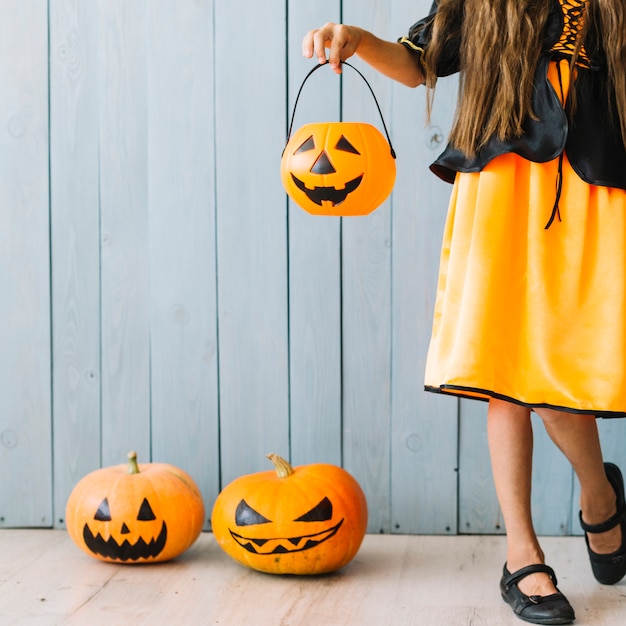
423 0 626 156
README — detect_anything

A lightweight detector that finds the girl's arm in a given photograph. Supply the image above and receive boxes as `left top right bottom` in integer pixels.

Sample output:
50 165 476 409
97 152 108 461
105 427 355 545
302 23 425 88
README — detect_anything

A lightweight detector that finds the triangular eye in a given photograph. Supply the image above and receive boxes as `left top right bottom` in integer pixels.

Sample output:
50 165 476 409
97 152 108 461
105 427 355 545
294 496 333 522
295 135 316 154
335 135 360 155
137 498 156 521
235 499 272 526
95 498 112 521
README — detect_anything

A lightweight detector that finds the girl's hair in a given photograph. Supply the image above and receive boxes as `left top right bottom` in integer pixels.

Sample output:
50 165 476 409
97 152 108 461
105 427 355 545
422 0 626 156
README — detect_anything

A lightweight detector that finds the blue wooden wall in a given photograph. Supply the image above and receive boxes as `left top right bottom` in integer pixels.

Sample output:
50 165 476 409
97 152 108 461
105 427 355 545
1 0 625 535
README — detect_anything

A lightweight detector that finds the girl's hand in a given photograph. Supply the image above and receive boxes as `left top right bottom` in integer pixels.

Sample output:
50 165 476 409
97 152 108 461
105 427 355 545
302 23 424 88
302 23 364 73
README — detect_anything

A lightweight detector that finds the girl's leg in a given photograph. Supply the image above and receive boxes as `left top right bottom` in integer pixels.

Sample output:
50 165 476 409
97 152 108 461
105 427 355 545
534 408 621 555
487 398 558 596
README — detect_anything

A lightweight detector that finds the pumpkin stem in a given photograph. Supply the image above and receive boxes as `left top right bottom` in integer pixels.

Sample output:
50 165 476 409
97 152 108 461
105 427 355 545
267 453 295 478
127 451 140 475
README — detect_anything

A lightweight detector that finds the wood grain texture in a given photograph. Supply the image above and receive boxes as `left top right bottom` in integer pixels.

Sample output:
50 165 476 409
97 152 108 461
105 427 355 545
3 0 625 536
214 0 290 485
98 0 152 466
389 0 459 534
0 0 52 527
2 530 625 625
50 0 103 527
146 0 219 528
458 401 503 534
340 0 394 534
287 1 343 468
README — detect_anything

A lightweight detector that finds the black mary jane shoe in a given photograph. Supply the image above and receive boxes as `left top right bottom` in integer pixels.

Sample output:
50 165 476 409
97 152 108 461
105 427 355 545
500 563 575 625
579 462 626 585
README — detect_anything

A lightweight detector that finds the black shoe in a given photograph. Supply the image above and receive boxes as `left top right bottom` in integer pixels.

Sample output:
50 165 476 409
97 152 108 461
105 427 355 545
579 462 626 585
500 563 575 625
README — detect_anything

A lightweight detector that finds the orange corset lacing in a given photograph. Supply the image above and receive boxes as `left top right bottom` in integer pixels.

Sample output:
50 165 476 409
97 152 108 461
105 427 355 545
551 0 590 68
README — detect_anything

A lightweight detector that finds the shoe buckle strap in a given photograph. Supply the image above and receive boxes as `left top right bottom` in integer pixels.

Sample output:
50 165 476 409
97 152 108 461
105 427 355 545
503 564 558 590
579 504 626 534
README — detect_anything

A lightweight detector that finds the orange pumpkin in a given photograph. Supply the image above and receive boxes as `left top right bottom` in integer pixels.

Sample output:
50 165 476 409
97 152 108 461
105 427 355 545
281 61 396 217
281 122 396 216
211 454 368 575
65 451 205 563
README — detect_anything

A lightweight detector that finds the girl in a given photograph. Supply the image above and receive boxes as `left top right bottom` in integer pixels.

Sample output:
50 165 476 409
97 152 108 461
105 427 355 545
303 1 626 624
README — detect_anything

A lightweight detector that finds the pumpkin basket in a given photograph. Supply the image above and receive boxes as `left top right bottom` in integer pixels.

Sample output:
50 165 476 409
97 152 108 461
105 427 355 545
281 61 396 217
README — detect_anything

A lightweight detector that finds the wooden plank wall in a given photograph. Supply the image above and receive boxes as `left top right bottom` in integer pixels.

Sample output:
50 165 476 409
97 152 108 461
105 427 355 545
1 0 625 536
0 0 52 527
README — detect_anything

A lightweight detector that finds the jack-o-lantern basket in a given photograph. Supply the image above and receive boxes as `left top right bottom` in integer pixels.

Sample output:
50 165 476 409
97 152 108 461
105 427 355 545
211 453 368 575
65 451 205 563
281 62 396 217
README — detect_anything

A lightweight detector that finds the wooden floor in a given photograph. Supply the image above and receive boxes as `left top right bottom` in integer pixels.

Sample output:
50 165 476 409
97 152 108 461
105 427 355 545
1 530 625 625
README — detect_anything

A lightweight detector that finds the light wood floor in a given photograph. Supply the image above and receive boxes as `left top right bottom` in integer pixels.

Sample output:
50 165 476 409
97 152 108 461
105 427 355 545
1 530 625 625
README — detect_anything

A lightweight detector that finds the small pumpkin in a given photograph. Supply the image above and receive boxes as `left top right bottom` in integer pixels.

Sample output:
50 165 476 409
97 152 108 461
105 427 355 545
211 454 368 575
281 121 396 216
66 451 205 563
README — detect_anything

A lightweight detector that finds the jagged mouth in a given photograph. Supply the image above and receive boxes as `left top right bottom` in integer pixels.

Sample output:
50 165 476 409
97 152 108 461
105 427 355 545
82 522 167 561
291 174 363 206
229 518 344 554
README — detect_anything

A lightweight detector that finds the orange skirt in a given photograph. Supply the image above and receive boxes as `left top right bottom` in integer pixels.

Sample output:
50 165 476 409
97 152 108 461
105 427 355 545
424 62 626 417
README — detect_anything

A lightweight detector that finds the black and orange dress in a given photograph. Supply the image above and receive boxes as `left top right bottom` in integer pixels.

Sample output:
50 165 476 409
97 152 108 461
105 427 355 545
401 0 626 417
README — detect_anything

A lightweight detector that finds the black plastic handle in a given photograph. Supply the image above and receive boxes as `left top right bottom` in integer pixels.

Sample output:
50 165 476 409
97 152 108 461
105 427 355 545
285 61 396 159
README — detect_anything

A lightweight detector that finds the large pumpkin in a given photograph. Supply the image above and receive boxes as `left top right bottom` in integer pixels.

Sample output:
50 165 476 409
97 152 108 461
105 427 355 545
66 451 205 563
281 121 396 217
211 454 368 575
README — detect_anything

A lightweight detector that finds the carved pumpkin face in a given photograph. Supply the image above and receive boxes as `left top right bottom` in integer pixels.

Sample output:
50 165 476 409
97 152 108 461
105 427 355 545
211 454 368 575
281 122 396 216
81 494 168 561
66 452 205 563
